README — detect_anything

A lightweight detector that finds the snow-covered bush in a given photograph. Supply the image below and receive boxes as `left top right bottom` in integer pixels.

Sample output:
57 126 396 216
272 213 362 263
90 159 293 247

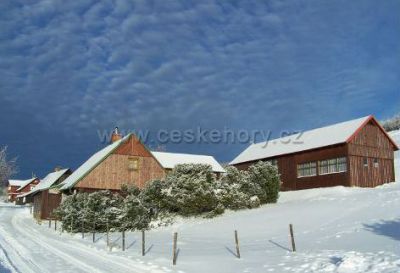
56 193 88 232
119 193 151 231
139 179 167 214
161 164 220 216
247 161 280 204
57 162 280 231
214 166 250 210
57 191 123 232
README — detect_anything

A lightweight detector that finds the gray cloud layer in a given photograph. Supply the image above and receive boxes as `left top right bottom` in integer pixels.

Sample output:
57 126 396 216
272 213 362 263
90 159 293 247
0 0 399 176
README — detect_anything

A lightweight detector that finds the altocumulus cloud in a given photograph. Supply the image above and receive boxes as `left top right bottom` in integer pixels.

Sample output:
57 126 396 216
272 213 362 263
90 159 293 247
0 0 399 176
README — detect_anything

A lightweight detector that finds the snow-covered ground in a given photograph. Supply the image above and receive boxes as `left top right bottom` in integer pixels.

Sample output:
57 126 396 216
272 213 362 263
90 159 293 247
0 130 399 273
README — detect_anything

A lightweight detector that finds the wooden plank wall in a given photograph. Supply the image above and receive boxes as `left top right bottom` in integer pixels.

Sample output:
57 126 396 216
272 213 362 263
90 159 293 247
348 121 396 187
235 144 349 190
76 135 166 190
33 194 42 220
281 144 350 190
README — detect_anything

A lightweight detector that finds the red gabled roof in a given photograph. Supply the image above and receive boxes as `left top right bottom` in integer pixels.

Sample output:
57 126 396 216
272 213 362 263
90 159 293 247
346 115 399 151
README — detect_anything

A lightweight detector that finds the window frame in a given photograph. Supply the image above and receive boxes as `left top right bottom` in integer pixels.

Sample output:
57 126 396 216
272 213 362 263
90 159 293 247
297 161 317 178
128 157 139 171
318 157 347 175
363 157 368 167
373 158 379 168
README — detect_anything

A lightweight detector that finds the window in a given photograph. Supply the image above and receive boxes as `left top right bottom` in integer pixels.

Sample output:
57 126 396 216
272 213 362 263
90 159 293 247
363 157 368 167
373 158 379 168
128 157 139 171
297 162 317 178
319 157 347 175
30 185 35 190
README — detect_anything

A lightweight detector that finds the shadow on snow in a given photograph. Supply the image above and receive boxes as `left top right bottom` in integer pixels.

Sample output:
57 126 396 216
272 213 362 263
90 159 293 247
363 218 400 241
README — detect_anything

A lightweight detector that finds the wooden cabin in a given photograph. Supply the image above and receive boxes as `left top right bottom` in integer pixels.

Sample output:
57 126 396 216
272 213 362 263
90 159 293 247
7 178 39 203
60 129 225 193
17 168 72 220
231 115 398 190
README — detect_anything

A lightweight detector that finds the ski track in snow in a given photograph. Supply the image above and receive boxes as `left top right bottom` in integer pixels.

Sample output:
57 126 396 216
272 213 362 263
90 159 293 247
0 207 162 273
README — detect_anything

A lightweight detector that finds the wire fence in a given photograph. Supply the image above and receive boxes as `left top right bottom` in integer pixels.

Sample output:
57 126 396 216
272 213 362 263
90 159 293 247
39 217 298 265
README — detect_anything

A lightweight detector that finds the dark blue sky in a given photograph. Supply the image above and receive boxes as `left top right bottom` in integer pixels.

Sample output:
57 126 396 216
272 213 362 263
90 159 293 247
1 0 399 179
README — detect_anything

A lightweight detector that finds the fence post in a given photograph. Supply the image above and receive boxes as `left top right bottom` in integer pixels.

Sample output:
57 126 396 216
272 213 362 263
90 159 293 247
70 217 73 234
92 221 96 243
234 230 241 259
30 206 33 214
49 219 51 228
82 221 85 239
142 230 145 256
54 219 57 231
106 221 109 248
289 224 296 252
122 230 125 251
172 232 178 265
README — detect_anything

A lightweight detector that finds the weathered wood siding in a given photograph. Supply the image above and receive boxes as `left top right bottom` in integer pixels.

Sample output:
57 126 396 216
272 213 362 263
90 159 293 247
33 194 42 219
235 144 349 190
234 120 396 191
76 135 166 190
348 121 396 187
33 190 63 220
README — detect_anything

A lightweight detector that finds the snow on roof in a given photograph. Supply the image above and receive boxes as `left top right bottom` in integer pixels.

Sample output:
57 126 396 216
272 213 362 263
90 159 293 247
15 178 38 191
230 116 371 165
8 179 26 187
18 169 70 198
151 151 226 173
60 134 131 190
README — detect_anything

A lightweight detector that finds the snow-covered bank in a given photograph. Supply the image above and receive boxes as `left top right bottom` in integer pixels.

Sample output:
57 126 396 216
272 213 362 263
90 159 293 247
389 129 400 177
1 181 400 273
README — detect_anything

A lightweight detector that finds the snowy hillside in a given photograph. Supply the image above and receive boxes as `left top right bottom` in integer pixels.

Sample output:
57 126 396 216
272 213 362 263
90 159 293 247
0 133 399 273
1 185 400 272
389 129 400 178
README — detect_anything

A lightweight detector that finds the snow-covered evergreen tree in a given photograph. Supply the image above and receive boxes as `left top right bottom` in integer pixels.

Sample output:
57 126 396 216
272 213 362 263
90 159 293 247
162 164 220 216
247 161 280 204
382 114 400 132
214 166 250 210
119 193 151 231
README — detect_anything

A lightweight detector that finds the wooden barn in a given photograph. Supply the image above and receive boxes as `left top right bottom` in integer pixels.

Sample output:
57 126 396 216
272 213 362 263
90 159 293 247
7 177 39 203
231 115 398 190
59 129 225 193
17 168 72 220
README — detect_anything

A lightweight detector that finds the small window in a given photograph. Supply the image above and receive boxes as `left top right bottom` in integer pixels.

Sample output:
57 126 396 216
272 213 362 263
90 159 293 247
128 157 139 171
373 158 379 168
363 158 368 167
297 162 317 178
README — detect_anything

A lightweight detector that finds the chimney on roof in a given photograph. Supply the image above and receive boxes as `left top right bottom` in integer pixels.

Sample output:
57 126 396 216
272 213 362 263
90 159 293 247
111 127 122 143
54 166 62 172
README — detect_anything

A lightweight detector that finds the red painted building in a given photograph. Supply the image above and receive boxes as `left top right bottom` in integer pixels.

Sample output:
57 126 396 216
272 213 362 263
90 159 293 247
7 178 40 203
231 116 398 190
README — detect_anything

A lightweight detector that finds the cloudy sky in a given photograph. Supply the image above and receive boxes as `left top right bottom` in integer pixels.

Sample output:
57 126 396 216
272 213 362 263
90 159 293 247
1 0 399 178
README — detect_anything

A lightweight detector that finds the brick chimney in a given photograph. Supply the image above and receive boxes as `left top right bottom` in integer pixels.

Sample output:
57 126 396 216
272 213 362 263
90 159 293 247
111 127 122 143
